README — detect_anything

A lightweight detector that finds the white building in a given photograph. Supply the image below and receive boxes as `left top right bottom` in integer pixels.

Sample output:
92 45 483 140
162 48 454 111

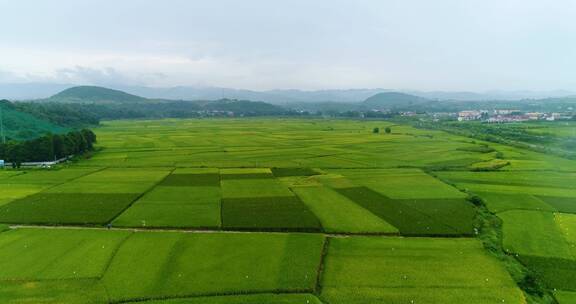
458 110 482 121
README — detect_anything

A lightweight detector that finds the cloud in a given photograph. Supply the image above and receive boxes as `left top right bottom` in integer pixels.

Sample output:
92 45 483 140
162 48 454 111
0 69 23 82
54 66 165 86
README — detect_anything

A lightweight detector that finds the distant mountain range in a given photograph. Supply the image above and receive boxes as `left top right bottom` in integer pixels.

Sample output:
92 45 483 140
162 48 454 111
2 82 575 103
33 86 289 116
5 85 576 122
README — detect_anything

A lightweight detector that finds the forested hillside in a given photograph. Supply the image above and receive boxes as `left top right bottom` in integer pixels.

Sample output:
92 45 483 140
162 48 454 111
0 100 69 141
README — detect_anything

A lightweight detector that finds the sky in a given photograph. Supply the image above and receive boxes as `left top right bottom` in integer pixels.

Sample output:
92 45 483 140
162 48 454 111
0 0 575 91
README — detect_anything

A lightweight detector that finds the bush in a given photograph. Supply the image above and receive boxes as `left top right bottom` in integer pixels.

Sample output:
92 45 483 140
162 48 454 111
468 195 484 207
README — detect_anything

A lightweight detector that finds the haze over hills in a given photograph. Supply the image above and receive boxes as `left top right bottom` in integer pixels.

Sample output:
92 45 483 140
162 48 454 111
2 82 575 103
363 92 431 109
19 85 576 114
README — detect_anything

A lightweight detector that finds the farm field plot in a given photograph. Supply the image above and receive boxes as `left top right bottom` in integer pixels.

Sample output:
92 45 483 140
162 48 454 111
81 119 503 169
102 231 325 302
140 293 323 304
499 210 574 259
292 186 398 234
113 186 221 228
0 168 101 208
438 170 576 295
329 168 468 199
114 169 221 228
0 228 325 303
294 168 476 235
0 168 101 185
0 228 532 304
555 291 576 304
0 168 170 225
220 178 294 198
0 228 131 280
2 118 576 303
436 171 576 214
218 169 323 231
320 237 525 304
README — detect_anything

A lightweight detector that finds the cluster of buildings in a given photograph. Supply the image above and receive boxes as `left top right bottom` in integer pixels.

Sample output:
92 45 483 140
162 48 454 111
457 110 574 123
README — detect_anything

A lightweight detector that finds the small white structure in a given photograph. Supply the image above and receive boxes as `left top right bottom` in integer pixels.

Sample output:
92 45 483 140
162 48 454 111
458 110 482 121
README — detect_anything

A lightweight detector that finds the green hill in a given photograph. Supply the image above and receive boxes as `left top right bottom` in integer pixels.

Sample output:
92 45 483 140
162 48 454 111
48 86 149 104
362 92 432 110
39 86 287 117
0 100 69 141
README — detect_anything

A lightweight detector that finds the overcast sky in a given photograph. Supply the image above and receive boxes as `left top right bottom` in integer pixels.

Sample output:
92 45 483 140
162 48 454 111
1 0 575 91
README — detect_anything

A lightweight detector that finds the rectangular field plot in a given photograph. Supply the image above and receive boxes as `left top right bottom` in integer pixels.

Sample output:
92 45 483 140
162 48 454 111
221 179 293 198
0 171 23 180
436 171 576 189
320 237 525 304
0 184 49 207
293 186 398 234
220 168 273 180
335 187 474 235
45 181 153 194
499 210 574 259
331 168 467 199
0 193 140 224
77 168 171 183
517 255 576 292
0 228 131 280
475 191 555 213
436 171 576 199
0 279 109 304
0 168 100 185
222 196 321 231
141 293 323 304
555 291 576 304
499 210 576 291
113 186 221 228
102 232 325 302
537 196 576 214
161 172 220 187
557 213 576 247
272 168 320 177
44 168 171 194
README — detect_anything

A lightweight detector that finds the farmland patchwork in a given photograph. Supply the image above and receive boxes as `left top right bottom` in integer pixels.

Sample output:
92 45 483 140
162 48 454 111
2 118 574 303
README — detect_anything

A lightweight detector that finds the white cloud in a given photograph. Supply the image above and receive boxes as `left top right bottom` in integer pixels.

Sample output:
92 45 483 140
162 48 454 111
0 0 575 90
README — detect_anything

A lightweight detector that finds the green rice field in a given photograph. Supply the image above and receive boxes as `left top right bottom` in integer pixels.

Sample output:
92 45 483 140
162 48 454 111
2 118 575 303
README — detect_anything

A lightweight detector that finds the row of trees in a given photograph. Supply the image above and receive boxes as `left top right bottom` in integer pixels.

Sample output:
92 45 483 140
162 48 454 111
0 129 96 166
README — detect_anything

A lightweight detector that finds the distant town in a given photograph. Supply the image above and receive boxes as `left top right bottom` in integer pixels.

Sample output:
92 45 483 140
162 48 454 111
455 109 574 123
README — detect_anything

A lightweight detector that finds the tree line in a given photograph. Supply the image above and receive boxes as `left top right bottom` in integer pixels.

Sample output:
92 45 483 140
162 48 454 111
0 129 96 167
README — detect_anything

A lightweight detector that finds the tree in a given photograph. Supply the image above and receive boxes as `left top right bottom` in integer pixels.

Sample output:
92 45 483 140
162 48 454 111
372 127 380 134
0 129 96 163
81 129 97 149
385 127 391 134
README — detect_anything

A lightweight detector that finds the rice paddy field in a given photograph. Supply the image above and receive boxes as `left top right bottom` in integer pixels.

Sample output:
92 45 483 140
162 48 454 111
1 118 574 303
